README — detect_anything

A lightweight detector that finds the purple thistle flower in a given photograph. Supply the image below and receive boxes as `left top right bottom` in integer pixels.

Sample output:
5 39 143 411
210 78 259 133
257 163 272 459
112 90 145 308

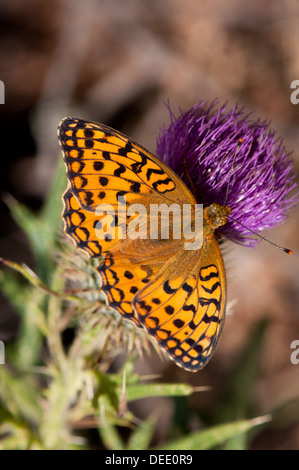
156 101 298 247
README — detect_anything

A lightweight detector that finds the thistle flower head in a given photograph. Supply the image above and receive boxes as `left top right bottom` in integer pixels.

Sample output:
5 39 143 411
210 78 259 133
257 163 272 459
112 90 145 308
156 101 298 247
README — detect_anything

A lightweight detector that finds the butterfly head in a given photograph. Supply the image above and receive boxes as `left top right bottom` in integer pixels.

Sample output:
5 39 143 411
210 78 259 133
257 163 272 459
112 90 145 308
205 203 232 230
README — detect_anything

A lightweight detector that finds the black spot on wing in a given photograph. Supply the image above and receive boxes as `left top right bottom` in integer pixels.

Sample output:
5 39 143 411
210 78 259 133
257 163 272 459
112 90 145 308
163 281 177 294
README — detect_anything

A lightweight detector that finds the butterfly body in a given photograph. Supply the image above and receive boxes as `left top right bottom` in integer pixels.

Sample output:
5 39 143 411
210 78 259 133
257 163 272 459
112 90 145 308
204 203 231 232
58 117 230 371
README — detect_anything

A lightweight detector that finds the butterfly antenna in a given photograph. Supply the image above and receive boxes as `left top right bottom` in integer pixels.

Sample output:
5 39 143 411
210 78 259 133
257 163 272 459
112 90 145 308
227 213 293 254
224 138 243 205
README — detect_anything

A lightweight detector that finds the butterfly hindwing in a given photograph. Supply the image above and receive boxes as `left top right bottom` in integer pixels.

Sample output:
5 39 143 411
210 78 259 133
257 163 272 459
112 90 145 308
97 252 164 326
133 236 226 371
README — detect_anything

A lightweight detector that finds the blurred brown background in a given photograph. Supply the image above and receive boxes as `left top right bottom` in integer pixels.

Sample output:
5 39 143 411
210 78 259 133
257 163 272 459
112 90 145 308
0 0 299 449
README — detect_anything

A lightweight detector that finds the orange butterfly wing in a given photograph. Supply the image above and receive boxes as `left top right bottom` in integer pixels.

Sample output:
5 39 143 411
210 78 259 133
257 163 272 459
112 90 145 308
58 117 227 371
133 235 226 370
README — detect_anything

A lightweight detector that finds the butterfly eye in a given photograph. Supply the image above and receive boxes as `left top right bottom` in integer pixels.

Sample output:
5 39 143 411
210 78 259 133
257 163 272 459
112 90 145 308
218 217 226 226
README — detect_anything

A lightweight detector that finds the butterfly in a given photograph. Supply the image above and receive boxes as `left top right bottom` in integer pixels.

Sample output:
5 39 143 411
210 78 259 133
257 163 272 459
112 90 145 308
58 117 231 372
